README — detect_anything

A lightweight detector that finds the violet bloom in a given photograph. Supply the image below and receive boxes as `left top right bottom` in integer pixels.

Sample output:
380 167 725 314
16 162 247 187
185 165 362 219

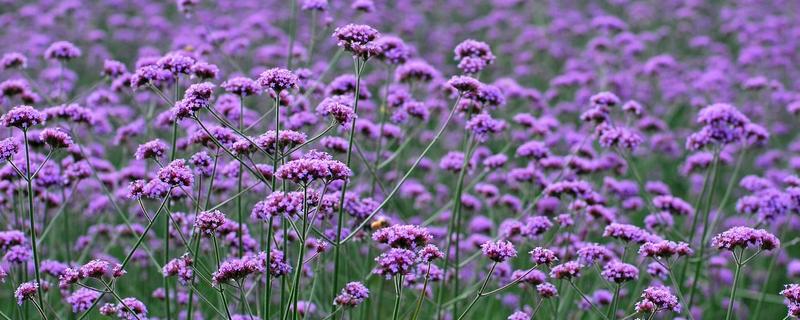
481 240 518 262
418 244 444 263
711 226 780 251
373 248 416 279
211 255 263 286
639 240 693 259
372 224 433 249
66 288 101 313
1 52 27 70
333 282 370 307
222 77 262 96
530 247 558 265
332 24 381 58
1 105 45 129
14 281 38 305
163 254 194 284
134 139 167 160
251 191 304 219
634 285 681 314
550 261 583 280
195 210 226 235
44 41 82 60
0 137 19 160
453 39 495 74
39 128 73 149
317 96 356 125
157 159 194 187
601 261 639 283
781 284 800 318
536 282 558 298
257 68 298 92
114 297 148 320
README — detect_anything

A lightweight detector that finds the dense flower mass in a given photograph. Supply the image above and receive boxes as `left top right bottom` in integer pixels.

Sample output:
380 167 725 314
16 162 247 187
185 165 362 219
1 1 798 319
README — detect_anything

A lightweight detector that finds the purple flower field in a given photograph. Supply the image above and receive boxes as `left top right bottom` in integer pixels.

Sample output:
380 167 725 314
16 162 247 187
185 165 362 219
2 0 800 319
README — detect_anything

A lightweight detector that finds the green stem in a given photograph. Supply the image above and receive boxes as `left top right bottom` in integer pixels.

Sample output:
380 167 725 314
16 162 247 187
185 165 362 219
688 147 722 308
332 58 365 310
391 276 403 320
569 280 610 320
726 259 742 320
410 263 432 320
609 283 621 319
457 263 497 320
213 236 234 319
22 129 46 319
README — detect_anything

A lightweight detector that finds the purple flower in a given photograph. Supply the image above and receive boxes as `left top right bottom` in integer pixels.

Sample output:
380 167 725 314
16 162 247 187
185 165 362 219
2 105 45 129
447 75 482 94
1 52 27 70
481 240 518 262
44 41 81 60
576 243 614 264
601 261 639 283
466 113 506 142
301 0 328 11
157 159 194 187
14 281 38 305
0 137 19 160
530 247 558 265
418 244 444 263
114 297 148 320
66 288 101 313
453 39 495 74
195 210 227 235
334 282 370 307
222 77 262 96
157 53 196 75
711 226 780 251
652 195 694 216
603 223 660 244
212 255 263 285
639 240 693 259
550 261 583 280
134 139 167 160
373 248 416 279
276 158 352 185
332 24 381 57
372 224 432 249
252 191 305 219
536 282 558 298
374 36 411 65
163 254 194 284
635 285 681 314
257 68 298 92
317 96 356 125
102 60 127 78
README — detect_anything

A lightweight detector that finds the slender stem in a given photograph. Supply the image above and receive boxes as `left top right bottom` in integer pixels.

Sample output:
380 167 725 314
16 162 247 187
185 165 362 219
391 276 403 320
332 58 365 308
238 95 245 257
531 299 544 319
213 236 234 319
285 187 309 320
371 66 394 196
609 283 621 319
569 280 610 320
164 202 172 320
726 259 742 320
457 262 497 320
265 216 274 318
410 263 432 320
186 234 201 319
23 129 46 319
688 147 722 308
342 94 462 243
